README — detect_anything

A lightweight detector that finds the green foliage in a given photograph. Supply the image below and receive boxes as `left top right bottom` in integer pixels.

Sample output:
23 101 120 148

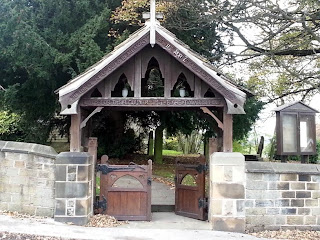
310 140 320 164
176 131 202 154
164 137 179 151
233 97 265 140
0 111 23 141
0 0 121 143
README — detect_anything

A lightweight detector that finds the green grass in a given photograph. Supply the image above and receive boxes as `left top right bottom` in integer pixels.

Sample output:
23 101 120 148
162 149 183 156
50 142 69 153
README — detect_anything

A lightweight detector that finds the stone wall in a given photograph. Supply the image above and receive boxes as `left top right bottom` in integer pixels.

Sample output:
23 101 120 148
0 141 57 217
246 162 320 231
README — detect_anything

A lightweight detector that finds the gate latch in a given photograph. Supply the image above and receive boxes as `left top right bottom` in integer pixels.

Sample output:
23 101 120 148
195 164 208 174
94 195 107 213
198 197 208 209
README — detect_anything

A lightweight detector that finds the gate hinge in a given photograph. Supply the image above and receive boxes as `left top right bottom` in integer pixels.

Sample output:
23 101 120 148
195 164 208 174
94 195 107 213
148 177 152 186
198 197 208 209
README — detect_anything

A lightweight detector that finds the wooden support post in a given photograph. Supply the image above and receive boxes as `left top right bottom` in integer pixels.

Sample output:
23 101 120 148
70 112 82 152
134 53 142 97
223 109 233 152
148 131 154 156
88 137 98 215
209 138 219 156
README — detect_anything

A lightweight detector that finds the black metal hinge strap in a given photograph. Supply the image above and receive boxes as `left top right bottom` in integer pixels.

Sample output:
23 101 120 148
96 164 136 175
94 195 107 213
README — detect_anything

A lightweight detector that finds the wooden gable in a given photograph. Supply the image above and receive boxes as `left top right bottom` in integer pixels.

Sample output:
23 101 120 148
56 21 247 115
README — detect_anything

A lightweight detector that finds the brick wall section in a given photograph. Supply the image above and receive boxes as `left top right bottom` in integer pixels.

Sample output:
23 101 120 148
246 162 320 231
209 152 246 233
0 141 57 217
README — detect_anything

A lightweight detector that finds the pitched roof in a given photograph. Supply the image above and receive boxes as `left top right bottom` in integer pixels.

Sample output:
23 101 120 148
274 101 319 113
56 20 247 114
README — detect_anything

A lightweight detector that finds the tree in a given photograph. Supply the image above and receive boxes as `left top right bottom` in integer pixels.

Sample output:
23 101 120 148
0 0 122 142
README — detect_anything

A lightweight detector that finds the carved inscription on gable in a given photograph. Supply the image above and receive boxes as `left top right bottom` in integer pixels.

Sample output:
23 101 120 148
156 33 239 104
80 98 224 107
69 33 150 101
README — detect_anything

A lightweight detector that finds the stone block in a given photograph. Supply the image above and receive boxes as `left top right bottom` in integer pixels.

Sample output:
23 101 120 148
246 216 275 226
291 199 304 207
211 166 224 182
244 200 254 208
78 166 89 181
246 162 274 173
277 182 289 190
255 200 274 207
21 205 36 215
232 166 245 182
0 202 8 211
266 208 280 215
282 191 295 198
236 200 244 215
311 176 320 183
55 165 67 181
211 217 245 233
212 183 244 199
222 200 234 216
312 191 320 199
54 199 66 216
10 176 30 185
246 173 263 181
290 182 305 190
5 168 19 177
306 199 318 207
307 183 319 190
305 216 317 225
56 152 92 165
245 208 266 215
54 216 89 226
36 207 54 217
246 181 268 190
281 174 298 181
268 182 277 190
55 182 89 198
263 173 280 181
287 216 304 225
210 200 222 215
67 166 77 181
276 216 286 225
76 199 90 216
296 191 311 198
298 208 311 215
14 161 25 168
8 203 22 212
312 208 320 215
281 208 297 215
299 175 311 181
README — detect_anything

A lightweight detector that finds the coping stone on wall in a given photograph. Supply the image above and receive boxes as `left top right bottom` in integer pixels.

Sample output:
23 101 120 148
246 162 320 175
0 141 57 159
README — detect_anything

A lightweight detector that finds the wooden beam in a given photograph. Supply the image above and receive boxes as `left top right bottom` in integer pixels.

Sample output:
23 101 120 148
70 111 82 152
80 107 103 129
200 107 224 130
223 108 233 152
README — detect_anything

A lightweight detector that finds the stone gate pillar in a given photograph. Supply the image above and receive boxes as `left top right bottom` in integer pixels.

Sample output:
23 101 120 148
54 152 93 225
209 152 245 233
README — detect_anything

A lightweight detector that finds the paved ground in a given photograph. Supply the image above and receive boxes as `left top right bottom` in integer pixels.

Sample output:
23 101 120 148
0 214 271 240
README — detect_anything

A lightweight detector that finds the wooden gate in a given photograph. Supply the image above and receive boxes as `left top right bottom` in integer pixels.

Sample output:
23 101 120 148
96 158 152 221
175 155 207 220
